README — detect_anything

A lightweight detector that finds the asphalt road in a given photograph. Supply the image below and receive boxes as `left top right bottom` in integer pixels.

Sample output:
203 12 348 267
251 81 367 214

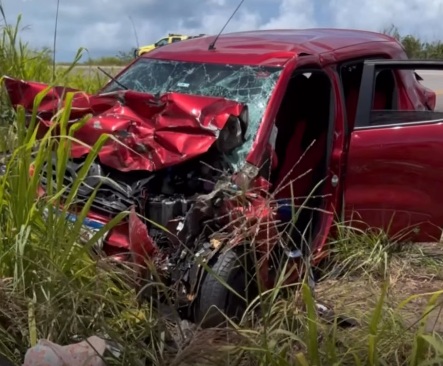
58 65 122 78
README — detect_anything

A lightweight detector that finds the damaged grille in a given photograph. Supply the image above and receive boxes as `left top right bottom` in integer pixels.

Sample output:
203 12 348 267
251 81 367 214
40 157 135 216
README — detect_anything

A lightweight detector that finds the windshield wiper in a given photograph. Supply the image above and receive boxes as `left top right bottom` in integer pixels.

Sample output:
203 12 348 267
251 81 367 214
98 66 129 90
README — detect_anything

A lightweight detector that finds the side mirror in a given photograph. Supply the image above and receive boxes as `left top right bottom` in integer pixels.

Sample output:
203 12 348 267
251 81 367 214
216 106 249 153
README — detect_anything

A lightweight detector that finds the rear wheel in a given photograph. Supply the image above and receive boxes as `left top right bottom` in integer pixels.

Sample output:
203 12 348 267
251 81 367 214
193 249 257 328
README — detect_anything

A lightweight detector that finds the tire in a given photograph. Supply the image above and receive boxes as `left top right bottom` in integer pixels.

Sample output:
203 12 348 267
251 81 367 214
193 249 257 328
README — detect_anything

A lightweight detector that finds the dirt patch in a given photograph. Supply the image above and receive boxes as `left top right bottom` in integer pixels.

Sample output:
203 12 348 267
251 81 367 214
316 242 443 332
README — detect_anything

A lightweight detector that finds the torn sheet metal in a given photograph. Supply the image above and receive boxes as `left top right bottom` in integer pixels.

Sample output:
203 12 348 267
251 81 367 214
129 206 158 266
3 77 246 172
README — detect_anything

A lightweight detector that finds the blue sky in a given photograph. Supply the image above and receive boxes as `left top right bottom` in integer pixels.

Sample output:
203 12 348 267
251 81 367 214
3 0 443 62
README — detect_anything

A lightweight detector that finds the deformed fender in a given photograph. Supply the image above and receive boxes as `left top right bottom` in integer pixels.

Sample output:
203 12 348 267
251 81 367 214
179 182 280 292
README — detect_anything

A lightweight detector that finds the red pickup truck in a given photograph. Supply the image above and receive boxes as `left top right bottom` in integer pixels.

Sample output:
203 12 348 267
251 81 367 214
4 28 443 327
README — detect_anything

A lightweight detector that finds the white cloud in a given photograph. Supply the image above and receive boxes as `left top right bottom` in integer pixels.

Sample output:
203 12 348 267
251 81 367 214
261 0 317 29
3 0 267 60
328 0 443 40
2 0 443 61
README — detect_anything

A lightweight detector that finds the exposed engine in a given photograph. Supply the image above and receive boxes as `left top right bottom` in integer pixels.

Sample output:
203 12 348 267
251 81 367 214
40 147 232 250
37 102 250 311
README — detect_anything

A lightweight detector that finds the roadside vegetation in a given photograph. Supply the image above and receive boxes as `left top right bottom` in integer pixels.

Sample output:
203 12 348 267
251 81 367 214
57 51 134 67
383 25 443 60
1 11 443 365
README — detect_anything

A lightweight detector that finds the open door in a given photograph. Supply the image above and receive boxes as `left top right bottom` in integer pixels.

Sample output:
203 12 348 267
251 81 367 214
344 60 443 242
270 65 346 258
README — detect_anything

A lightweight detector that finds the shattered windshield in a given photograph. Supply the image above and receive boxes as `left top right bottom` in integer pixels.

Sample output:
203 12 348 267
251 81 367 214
101 59 282 169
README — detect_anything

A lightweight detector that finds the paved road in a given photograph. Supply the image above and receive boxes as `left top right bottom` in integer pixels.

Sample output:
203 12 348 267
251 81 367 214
59 65 123 78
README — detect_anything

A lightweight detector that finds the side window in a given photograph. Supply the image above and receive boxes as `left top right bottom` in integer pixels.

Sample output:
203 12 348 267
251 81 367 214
340 58 398 130
155 38 168 47
172 37 181 43
355 61 443 129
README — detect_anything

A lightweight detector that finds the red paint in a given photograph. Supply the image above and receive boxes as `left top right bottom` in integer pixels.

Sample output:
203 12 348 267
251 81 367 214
128 207 158 266
4 77 245 172
344 123 443 242
147 29 401 66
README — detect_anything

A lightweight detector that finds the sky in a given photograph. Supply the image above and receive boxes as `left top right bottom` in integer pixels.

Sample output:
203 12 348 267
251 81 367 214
3 0 443 62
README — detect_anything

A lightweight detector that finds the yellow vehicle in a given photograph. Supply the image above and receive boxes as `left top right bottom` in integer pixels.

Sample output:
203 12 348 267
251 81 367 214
135 33 205 57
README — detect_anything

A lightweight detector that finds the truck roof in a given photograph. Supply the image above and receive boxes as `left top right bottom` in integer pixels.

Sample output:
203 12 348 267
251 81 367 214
145 28 405 66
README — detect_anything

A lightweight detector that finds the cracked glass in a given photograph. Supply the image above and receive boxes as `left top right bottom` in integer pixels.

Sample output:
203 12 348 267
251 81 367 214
100 59 283 169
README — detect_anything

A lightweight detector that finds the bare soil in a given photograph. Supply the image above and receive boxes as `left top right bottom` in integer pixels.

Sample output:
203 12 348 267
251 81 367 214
316 242 443 333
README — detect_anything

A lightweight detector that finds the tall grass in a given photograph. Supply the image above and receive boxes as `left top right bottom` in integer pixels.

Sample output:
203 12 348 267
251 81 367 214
0 10 166 365
1 7 443 366
0 10 107 96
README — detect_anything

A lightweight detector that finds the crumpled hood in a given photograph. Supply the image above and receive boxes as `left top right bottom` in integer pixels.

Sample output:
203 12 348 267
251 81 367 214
3 76 246 172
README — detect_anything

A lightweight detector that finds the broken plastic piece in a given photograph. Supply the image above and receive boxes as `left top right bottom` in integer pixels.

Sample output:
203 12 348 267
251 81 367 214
23 336 107 366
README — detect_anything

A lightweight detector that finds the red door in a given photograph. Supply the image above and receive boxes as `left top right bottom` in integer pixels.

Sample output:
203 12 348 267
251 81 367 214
344 60 443 242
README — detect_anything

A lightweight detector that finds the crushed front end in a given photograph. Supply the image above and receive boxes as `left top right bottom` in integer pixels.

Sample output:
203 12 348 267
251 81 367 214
3 75 281 314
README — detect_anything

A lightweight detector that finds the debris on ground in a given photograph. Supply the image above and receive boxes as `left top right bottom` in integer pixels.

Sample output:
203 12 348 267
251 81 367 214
23 336 108 366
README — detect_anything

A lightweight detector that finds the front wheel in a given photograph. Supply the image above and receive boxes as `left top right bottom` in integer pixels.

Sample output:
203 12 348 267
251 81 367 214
193 249 257 328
